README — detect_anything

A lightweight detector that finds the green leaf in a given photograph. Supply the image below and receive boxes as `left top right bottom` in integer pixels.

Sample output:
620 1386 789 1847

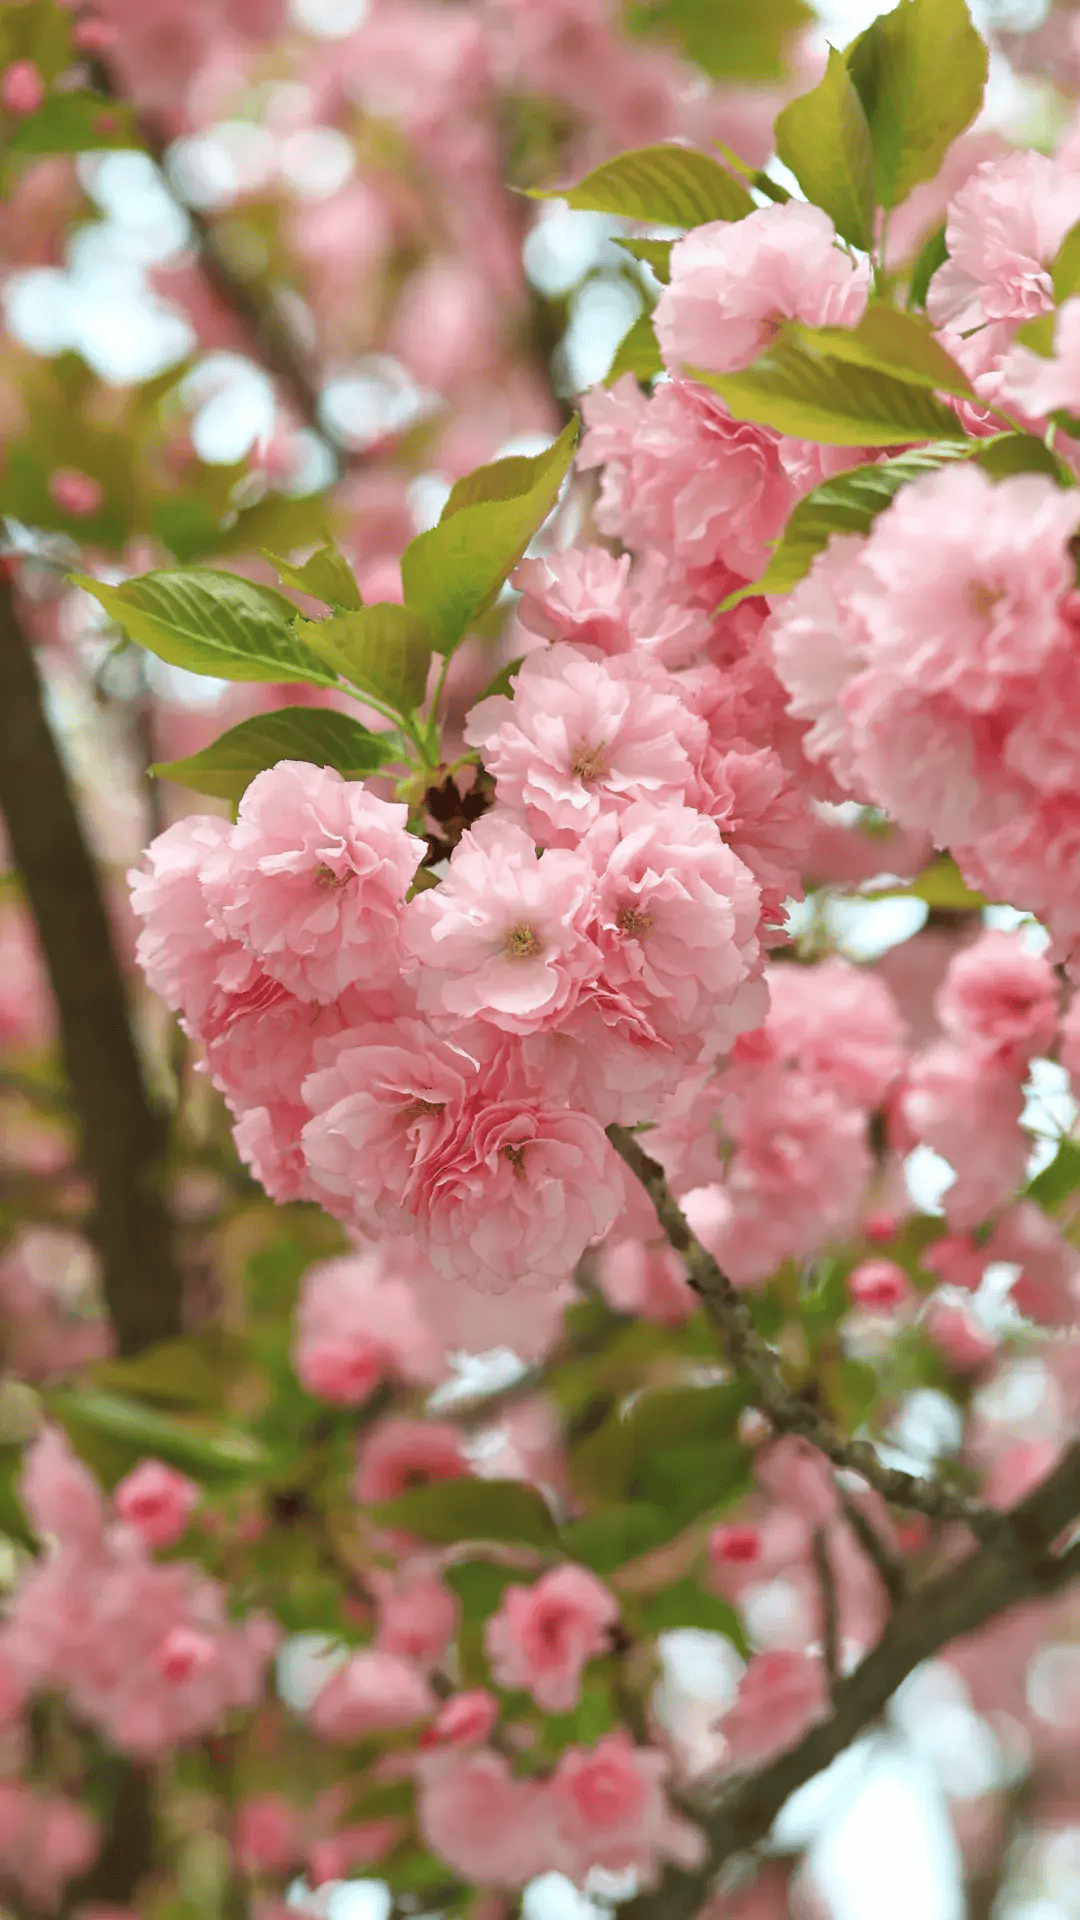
845 0 987 209
721 441 976 606
802 305 974 398
774 47 875 251
73 570 339 688
640 1578 749 1653
371 1478 557 1548
864 854 986 910
264 542 363 611
528 144 753 224
153 707 399 804
476 656 525 703
606 310 663 386
293 604 432 715
92 1333 244 1410
972 432 1072 485
640 1441 752 1529
0 1447 37 1553
1026 1138 1080 1210
560 1502 669 1573
625 0 814 82
907 223 948 310
7 91 138 154
614 237 673 281
1052 220 1080 304
444 1560 518 1621
691 334 965 447
45 1389 267 1488
401 420 579 654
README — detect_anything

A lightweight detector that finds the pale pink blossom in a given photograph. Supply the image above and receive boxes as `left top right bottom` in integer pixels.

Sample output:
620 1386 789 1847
1004 297 1080 418
595 1235 695 1324
923 1297 999 1372
293 1247 444 1405
985 1203 1080 1326
717 1650 828 1768
422 1689 500 1748
353 1417 469 1504
484 1565 619 1712
309 1650 435 1742
416 1750 553 1887
898 1043 1030 1229
847 1260 912 1311
402 816 601 1034
233 1795 301 1875
307 1820 402 1886
371 1567 460 1668
655 201 869 375
934 929 1058 1071
927 150 1080 335
465 644 705 845
20 1426 105 1554
767 534 873 786
113 1460 200 1549
756 956 907 1109
513 548 633 656
547 1731 706 1886
48 468 103 517
201 763 424 1003
0 1784 97 1910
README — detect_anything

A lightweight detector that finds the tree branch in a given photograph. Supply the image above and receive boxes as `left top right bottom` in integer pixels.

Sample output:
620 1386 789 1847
605 1124 994 1536
0 580 182 1356
625 1446 1080 1920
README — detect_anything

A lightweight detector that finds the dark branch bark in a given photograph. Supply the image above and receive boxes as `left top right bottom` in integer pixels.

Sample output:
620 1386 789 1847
606 1123 995 1535
0 581 182 1355
625 1446 1080 1920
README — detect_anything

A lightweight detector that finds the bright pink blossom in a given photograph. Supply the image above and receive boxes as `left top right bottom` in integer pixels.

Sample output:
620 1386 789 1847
0 1784 97 1910
417 1750 552 1887
1 61 45 115
655 201 869 375
201 762 424 1002
847 1260 911 1311
717 1650 828 1768
484 1565 619 1712
709 1525 763 1568
547 1731 706 1886
353 1417 469 1504
309 1650 435 1741
113 1460 200 1549
465 644 705 845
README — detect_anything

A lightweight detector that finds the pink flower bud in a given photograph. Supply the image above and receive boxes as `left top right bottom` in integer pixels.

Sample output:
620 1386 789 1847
72 19 119 50
864 1211 899 1243
1 62 45 116
156 1625 217 1683
114 1459 200 1548
923 1298 998 1373
421 1689 499 1748
708 1524 762 1567
48 468 103 518
233 1794 300 1875
847 1259 911 1311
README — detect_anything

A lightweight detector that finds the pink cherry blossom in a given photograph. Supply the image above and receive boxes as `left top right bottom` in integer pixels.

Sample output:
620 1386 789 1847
48 468 104 518
309 1649 435 1741
201 762 424 1002
1004 296 1080 418
514 548 633 655
484 1565 619 1712
717 1650 828 1768
423 1690 500 1747
655 201 869 376
307 1819 403 1886
293 1247 444 1405
898 1043 1030 1230
547 1731 706 1886
234 1794 301 1874
0 1784 97 1910
113 1460 200 1549
416 1750 553 1887
371 1567 460 1667
709 1524 764 1568
923 1297 999 1372
595 1234 695 1324
465 644 705 844
847 1260 912 1311
353 1417 469 1504
985 1202 1080 1327
402 816 602 1034
757 956 907 1109
1 61 45 115
927 150 1080 335
934 928 1058 1071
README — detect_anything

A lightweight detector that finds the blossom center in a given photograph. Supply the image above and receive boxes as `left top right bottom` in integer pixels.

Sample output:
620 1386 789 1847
964 579 1006 620
616 904 652 937
570 739 610 783
501 1142 528 1179
399 1098 446 1123
503 922 544 959
313 863 353 889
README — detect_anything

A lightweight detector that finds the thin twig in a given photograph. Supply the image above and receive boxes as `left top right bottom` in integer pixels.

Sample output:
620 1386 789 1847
606 1124 996 1537
812 1528 840 1692
835 1484 907 1605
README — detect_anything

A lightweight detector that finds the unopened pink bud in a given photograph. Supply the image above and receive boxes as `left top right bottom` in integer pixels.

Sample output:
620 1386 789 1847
156 1625 217 1683
421 1689 499 1748
48 468 103 518
72 18 119 51
708 1523 762 1566
847 1259 911 1311
864 1210 898 1244
2 62 45 116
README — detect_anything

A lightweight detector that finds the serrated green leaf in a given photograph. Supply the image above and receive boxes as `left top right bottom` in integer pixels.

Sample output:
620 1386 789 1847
845 0 987 209
264 541 363 611
1026 1138 1080 1210
801 305 974 398
7 91 137 154
972 432 1071 485
1052 220 1080 304
293 604 432 714
721 441 976 606
625 0 813 82
153 707 399 804
774 46 875 250
614 237 673 281
640 1578 749 1653
907 223 948 310
690 334 966 447
560 1502 669 1573
371 1477 557 1547
401 420 578 654
45 1388 267 1487
528 143 753 224
73 570 339 688
606 310 663 386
